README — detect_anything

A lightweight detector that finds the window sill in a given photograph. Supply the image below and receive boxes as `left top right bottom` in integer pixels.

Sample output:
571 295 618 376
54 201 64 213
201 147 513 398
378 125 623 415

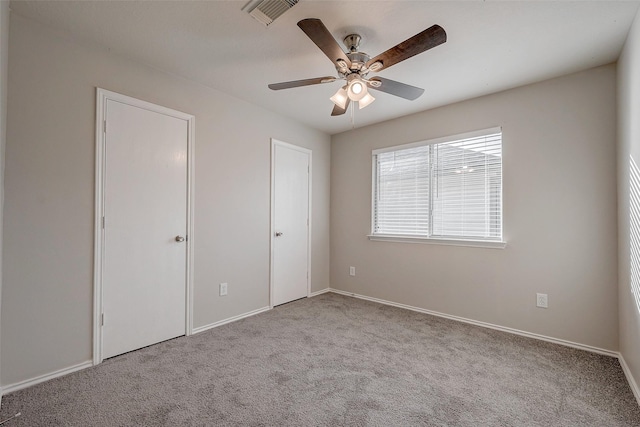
367 234 507 249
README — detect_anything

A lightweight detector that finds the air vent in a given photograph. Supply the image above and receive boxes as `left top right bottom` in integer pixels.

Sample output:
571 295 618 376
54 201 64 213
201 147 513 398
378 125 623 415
243 0 299 27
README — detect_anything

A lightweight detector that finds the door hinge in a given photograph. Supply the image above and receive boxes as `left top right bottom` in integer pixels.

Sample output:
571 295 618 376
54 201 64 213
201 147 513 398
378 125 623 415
101 313 104 326
103 120 107 134
102 216 105 229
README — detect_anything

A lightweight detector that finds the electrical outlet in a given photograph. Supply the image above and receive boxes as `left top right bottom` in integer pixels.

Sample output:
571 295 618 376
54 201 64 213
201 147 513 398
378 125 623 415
349 266 356 276
536 293 548 308
220 282 228 296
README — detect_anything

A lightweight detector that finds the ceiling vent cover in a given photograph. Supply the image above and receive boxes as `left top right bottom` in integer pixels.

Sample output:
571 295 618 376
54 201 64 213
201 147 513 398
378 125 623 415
244 0 299 27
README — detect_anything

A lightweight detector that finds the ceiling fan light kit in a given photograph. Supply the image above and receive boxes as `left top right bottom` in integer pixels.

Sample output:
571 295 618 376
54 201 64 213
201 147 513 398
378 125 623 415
358 92 376 110
330 86 349 110
345 74 368 102
331 74 375 110
268 18 447 117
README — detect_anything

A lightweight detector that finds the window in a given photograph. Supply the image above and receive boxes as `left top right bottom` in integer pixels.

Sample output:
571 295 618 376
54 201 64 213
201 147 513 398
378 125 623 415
371 128 503 246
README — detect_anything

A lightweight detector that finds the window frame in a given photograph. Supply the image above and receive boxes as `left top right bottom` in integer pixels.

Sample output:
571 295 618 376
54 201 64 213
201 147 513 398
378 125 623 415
369 127 506 249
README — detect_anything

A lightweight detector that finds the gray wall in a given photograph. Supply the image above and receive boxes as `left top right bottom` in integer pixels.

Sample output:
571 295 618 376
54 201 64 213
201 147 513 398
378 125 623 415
618 7 640 395
331 64 618 351
0 0 10 400
1 14 330 386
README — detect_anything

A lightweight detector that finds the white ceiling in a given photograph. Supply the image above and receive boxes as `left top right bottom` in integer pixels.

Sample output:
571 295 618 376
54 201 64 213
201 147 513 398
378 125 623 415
9 0 640 135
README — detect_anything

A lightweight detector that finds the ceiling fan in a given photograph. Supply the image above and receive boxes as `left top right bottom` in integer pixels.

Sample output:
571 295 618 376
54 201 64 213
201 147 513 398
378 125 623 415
268 18 447 116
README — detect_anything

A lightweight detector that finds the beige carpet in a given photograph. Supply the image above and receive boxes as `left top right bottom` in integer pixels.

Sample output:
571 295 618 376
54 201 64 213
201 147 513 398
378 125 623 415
0 293 639 426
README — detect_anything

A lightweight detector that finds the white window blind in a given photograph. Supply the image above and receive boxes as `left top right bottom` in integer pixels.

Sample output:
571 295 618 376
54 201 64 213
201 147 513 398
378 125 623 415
372 128 503 242
374 145 430 236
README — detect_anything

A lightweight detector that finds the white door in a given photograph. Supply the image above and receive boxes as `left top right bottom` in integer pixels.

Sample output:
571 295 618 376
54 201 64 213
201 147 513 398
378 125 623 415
102 98 188 359
272 140 311 306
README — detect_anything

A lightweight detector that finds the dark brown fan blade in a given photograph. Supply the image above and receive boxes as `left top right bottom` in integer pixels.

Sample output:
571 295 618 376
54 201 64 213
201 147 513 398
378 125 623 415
331 98 350 116
368 77 424 100
268 76 336 90
366 25 446 72
298 18 352 68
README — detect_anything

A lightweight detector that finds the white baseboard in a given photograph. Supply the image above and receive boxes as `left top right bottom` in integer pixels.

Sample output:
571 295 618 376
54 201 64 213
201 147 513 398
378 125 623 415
329 288 640 406
618 354 640 405
308 287 331 297
2 360 93 395
4 292 635 406
328 288 618 358
3 306 272 395
192 306 271 335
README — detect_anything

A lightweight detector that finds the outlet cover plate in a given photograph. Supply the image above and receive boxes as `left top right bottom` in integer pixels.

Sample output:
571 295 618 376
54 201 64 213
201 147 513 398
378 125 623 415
220 282 228 296
349 266 355 276
536 293 548 308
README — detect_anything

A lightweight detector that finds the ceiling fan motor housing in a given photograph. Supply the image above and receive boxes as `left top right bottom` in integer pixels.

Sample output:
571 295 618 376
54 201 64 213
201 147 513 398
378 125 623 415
346 52 370 73
339 34 371 76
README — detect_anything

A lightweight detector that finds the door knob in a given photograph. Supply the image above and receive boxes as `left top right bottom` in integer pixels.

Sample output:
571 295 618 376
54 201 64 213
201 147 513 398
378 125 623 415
175 235 185 242
275 232 283 237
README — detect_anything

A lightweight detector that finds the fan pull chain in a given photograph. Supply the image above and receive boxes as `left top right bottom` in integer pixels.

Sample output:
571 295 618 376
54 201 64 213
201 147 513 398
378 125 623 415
351 101 355 129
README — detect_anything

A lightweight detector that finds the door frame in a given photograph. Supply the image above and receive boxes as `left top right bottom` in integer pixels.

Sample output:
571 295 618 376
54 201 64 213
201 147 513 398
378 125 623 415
93 88 195 365
269 139 312 308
